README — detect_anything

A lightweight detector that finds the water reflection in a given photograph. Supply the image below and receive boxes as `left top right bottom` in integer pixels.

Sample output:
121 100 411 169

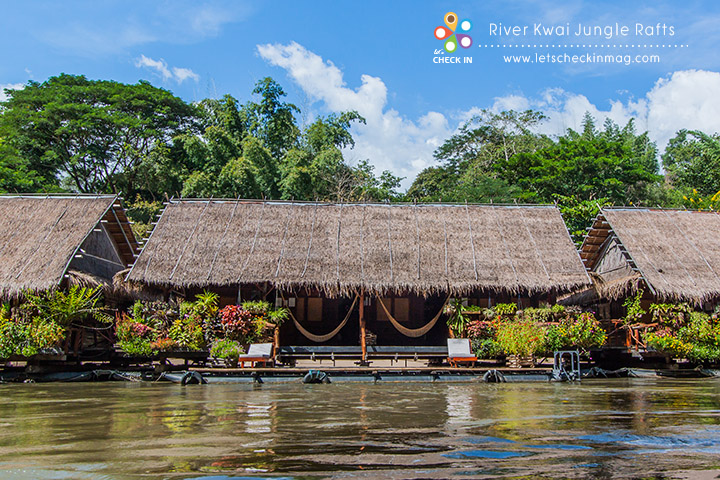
0 379 719 478
445 384 473 430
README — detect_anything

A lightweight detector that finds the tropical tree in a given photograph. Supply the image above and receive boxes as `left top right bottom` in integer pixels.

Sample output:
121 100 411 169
0 74 198 196
663 129 720 196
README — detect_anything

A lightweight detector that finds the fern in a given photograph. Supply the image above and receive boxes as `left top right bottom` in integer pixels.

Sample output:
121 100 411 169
22 286 111 327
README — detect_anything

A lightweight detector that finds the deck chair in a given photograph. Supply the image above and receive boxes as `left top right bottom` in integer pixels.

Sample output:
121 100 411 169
238 343 274 368
447 338 477 367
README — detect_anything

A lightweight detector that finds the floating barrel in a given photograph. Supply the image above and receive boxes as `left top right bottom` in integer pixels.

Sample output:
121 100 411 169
303 370 330 384
180 371 207 385
482 369 507 383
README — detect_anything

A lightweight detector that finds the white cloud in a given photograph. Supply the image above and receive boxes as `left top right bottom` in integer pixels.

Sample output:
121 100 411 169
257 41 720 189
39 2 251 56
645 70 720 150
170 67 200 84
257 42 453 189
0 83 24 102
491 69 720 152
134 55 199 84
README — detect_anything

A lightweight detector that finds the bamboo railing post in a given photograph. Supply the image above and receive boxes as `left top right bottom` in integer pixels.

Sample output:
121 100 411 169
273 325 280 363
359 290 367 363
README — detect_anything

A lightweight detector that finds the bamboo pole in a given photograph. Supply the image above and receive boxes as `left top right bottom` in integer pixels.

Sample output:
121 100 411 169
359 289 367 362
273 325 280 363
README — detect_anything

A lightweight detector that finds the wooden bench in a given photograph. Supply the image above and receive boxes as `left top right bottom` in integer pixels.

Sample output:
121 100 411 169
367 346 448 366
277 345 448 367
277 346 362 366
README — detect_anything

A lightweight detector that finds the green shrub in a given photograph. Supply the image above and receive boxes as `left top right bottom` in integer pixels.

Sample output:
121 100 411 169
241 300 270 315
118 337 157 357
22 286 111 327
0 304 66 358
545 312 606 354
168 318 205 350
644 309 720 363
623 290 646 325
496 321 546 357
472 338 504 359
494 303 518 316
210 338 244 360
645 331 693 358
445 299 470 337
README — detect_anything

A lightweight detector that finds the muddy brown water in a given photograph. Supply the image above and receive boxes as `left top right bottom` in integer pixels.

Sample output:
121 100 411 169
1 378 720 479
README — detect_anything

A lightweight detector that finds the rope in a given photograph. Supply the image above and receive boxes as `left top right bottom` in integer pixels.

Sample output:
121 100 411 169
377 294 450 338
285 293 359 343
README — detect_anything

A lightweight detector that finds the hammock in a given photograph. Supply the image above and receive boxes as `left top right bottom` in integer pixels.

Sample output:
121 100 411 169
377 295 451 338
285 294 359 343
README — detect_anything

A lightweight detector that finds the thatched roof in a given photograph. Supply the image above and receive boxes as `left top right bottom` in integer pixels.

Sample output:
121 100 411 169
127 200 589 296
580 207 720 304
0 194 139 297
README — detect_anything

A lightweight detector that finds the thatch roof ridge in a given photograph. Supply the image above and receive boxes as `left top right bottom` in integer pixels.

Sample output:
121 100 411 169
580 207 720 304
128 199 590 296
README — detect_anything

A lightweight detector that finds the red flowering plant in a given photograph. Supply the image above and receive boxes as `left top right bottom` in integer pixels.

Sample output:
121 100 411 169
115 312 159 356
218 301 289 344
150 336 177 351
219 305 256 343
466 319 498 340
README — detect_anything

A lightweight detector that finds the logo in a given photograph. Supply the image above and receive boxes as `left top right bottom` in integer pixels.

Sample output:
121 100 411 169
434 12 473 53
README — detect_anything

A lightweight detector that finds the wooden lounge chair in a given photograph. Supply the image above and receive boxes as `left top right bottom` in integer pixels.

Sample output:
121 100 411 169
447 338 477 367
238 343 274 368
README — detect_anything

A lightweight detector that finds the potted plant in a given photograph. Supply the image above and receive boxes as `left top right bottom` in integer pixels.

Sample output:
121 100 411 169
496 320 546 367
210 338 244 367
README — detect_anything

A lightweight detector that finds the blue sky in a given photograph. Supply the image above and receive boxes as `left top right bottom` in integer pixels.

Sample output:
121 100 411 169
2 0 720 188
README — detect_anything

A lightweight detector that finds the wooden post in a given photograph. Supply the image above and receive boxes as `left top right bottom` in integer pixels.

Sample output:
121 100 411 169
273 325 280 363
359 290 367 362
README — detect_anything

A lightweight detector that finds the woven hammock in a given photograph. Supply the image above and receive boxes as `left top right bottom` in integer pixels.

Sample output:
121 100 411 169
285 294 359 343
377 295 450 338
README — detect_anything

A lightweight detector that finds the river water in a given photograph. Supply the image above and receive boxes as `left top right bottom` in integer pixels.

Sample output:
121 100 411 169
1 378 720 479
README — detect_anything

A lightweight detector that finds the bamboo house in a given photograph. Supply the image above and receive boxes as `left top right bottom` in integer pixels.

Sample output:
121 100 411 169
571 207 720 322
126 200 590 352
0 194 140 298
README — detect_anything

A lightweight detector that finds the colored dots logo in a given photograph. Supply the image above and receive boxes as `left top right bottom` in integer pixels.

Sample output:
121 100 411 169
434 11 472 53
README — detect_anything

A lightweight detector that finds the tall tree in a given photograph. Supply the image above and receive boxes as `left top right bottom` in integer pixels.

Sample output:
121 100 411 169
0 74 197 196
408 109 548 202
663 129 720 195
243 77 300 159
